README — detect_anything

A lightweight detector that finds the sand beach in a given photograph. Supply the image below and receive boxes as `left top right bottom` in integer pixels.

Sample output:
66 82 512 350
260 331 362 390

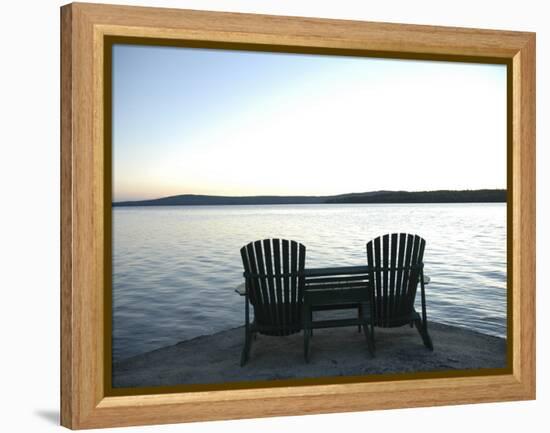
113 321 506 388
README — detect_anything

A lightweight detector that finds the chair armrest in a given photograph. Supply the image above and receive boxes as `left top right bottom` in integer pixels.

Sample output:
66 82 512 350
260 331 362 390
424 275 431 285
235 282 246 296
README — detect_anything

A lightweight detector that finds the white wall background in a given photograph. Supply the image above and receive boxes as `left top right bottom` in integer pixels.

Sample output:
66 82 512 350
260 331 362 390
0 0 546 432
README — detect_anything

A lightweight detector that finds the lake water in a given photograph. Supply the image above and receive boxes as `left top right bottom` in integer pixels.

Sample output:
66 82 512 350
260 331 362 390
112 203 507 362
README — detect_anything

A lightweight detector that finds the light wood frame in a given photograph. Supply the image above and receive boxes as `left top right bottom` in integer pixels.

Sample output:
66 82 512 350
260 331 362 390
60 2 536 429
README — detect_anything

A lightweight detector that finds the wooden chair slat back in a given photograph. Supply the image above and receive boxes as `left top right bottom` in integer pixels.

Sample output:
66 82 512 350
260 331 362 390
366 234 426 327
241 239 306 335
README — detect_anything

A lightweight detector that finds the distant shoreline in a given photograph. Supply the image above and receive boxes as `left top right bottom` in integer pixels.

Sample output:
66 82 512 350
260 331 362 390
113 189 506 207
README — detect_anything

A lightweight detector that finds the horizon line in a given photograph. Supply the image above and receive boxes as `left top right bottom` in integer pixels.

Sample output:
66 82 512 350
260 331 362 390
113 188 507 204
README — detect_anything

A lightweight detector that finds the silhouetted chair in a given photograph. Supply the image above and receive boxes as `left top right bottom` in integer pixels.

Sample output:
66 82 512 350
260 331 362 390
365 233 433 351
239 239 306 366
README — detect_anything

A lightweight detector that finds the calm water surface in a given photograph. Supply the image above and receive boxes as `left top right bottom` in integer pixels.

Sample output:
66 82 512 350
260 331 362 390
112 203 506 362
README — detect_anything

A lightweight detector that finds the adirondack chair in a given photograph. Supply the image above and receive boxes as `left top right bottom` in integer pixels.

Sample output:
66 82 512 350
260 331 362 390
239 239 306 366
365 233 433 351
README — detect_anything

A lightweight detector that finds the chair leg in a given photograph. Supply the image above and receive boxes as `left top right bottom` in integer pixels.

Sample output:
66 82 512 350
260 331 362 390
241 294 253 366
240 328 253 366
414 320 433 351
364 321 375 357
358 304 362 333
304 328 311 363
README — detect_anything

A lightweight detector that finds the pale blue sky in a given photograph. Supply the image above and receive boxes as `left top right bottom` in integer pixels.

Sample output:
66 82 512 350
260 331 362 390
113 44 506 202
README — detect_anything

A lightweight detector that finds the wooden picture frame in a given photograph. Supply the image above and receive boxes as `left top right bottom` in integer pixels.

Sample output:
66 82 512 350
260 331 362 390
60 2 535 429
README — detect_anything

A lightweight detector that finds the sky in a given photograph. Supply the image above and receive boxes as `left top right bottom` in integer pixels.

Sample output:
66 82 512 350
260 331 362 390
112 44 507 202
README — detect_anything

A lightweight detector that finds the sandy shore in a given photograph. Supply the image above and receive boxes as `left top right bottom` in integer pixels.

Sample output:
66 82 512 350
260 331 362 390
113 322 506 388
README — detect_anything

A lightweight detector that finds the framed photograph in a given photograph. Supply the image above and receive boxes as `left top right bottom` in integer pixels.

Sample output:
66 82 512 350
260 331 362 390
60 2 535 429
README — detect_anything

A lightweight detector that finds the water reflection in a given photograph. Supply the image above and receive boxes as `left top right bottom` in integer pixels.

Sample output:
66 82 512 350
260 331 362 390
113 203 506 361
